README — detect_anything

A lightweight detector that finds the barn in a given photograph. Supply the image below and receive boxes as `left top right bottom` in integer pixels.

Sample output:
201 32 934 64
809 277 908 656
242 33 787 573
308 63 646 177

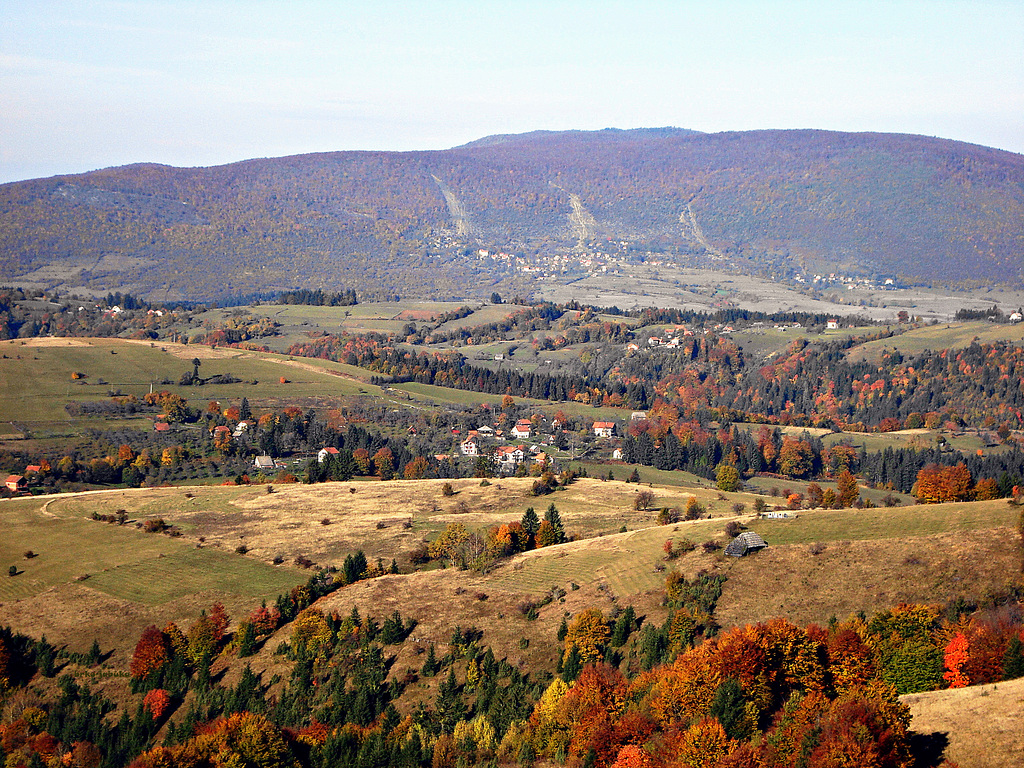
725 531 768 557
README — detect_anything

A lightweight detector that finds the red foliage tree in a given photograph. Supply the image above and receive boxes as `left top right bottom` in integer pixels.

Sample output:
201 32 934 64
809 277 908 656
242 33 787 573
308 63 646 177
943 632 970 688
208 602 230 644
143 688 171 720
248 604 281 636
129 625 171 680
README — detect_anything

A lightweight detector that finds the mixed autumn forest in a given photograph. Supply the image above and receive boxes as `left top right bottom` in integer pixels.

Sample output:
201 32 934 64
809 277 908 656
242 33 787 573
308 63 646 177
2 129 1024 768
1 129 1023 301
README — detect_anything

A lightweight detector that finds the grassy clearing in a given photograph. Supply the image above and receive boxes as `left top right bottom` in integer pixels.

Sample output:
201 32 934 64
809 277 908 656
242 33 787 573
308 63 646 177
38 478 692 571
433 304 524 333
0 338 378 430
718 526 1019 629
903 677 1024 768
731 326 870 362
86 548 303 606
488 518 726 599
848 321 1024 364
746 499 1016 546
582 462 717 488
732 422 1006 459
0 492 302 606
193 302 470 349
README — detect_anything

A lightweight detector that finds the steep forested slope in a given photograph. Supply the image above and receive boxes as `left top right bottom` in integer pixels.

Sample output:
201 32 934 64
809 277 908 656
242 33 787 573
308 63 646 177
1 128 1022 300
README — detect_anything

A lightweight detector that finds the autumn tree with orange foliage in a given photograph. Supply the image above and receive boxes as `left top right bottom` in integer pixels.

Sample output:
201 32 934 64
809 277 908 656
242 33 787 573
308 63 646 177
130 712 294 768
143 688 171 720
129 626 172 680
943 632 970 688
914 463 974 503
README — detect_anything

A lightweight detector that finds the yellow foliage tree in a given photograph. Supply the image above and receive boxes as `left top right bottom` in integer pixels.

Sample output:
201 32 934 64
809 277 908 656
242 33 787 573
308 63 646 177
429 523 469 567
673 718 730 768
564 608 610 664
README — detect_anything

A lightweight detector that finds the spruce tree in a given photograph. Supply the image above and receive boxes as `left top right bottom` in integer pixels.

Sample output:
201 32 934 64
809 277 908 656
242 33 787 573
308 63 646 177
237 621 257 657
562 645 581 682
1003 636 1024 680
421 643 439 676
545 503 565 543
709 678 751 740
521 506 540 542
434 668 465 733
610 606 635 647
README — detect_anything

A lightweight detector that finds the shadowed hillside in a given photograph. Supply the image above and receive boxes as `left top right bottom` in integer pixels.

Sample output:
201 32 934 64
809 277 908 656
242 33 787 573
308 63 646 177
1 128 1022 300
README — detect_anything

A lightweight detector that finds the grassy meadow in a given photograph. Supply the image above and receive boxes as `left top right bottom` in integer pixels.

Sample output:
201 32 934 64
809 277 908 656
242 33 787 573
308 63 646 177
847 320 1024 364
3 474 1018 657
0 337 386 434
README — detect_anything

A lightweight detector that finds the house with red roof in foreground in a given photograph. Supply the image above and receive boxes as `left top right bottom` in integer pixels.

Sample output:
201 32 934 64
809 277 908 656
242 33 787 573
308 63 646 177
5 475 27 493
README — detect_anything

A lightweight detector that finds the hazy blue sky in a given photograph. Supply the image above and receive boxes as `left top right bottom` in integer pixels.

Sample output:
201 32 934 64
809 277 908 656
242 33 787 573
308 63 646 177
2 0 1021 183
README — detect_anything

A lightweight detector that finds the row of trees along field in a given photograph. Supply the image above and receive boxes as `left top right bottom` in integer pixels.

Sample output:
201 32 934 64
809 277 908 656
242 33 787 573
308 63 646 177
4 285 1024 432
622 421 1024 499
286 319 1024 431
7 547 1024 768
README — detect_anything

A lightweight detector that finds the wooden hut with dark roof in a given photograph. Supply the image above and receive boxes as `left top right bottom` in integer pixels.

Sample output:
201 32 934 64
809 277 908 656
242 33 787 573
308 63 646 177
725 531 768 557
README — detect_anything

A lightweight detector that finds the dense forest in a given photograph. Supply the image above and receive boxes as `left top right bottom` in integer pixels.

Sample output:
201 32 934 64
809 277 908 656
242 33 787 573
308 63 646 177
4 555 1022 767
2 129 1024 300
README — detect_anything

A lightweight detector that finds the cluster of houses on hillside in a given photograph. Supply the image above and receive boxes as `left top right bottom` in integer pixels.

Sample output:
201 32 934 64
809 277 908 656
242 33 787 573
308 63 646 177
630 324 739 352
5 463 44 495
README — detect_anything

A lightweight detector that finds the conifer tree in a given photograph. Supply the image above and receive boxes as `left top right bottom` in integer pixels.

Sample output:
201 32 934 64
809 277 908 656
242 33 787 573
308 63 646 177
434 668 465 734
422 643 439 676
521 506 540 543
545 502 566 543
237 622 257 657
562 645 581 682
1003 636 1024 680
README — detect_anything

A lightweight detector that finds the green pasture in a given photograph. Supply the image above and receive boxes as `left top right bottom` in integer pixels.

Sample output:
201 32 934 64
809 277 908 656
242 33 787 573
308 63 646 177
0 338 377 429
846 321 1024 364
85 548 302 606
747 498 1016 546
388 381 645 427
576 462 708 488
48 485 253 521
731 326 871 361
433 304 525 333
191 301 471 350
489 518 726 598
0 492 302 605
731 423 1002 459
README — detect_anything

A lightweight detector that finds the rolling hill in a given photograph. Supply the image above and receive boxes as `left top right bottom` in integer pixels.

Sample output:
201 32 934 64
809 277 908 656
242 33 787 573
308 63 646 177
1 128 1022 301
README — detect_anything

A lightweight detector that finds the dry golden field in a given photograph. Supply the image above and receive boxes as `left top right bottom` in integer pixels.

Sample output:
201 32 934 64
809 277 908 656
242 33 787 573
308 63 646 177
903 677 1024 768
3 477 1023 765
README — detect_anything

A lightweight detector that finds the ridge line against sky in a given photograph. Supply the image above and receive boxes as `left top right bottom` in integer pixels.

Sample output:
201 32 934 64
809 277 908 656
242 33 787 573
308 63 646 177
1 0 1022 184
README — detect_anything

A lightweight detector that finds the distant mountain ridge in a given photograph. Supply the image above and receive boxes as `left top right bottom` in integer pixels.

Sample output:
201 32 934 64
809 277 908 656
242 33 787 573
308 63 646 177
1 128 1022 301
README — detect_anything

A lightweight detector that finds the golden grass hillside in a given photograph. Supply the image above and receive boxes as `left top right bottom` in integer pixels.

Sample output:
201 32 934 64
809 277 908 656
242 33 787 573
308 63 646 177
903 677 1024 768
2 479 1021 687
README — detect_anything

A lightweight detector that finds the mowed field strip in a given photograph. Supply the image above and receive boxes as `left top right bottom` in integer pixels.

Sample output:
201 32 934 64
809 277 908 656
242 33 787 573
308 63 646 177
0 491 303 606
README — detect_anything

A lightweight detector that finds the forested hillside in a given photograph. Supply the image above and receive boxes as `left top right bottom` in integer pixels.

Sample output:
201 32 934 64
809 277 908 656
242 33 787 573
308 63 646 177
1 129 1022 300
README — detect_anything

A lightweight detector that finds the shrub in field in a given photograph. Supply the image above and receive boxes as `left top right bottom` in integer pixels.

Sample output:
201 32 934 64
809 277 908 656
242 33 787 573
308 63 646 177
634 490 655 511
